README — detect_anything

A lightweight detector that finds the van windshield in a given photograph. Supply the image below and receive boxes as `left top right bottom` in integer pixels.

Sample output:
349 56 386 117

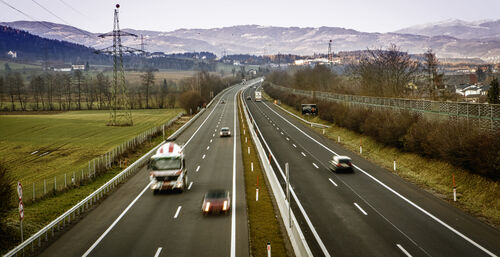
150 157 181 170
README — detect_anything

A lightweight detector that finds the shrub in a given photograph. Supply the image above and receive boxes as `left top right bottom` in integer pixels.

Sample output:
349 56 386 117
178 90 204 114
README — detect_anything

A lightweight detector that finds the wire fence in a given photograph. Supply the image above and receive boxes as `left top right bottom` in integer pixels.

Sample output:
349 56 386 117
268 83 500 132
19 112 184 205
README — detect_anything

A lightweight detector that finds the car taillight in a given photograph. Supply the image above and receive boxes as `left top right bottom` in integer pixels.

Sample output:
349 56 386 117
222 200 228 211
336 163 341 167
348 162 352 166
205 202 210 212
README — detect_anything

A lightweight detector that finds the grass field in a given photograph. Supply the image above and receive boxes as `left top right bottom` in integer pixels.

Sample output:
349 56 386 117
238 94 289 257
1 117 187 254
0 109 183 194
263 92 500 228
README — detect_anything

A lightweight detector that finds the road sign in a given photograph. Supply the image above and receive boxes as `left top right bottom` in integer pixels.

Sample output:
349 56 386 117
17 182 22 200
19 201 24 220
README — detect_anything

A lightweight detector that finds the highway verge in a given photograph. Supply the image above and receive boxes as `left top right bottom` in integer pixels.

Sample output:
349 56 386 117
262 91 500 229
237 92 289 257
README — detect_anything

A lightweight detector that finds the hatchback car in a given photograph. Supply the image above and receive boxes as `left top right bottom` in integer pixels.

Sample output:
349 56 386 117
202 190 231 215
220 127 231 137
328 155 353 172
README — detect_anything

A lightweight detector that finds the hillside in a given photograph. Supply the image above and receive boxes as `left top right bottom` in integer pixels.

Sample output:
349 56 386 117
0 25 109 64
2 21 500 61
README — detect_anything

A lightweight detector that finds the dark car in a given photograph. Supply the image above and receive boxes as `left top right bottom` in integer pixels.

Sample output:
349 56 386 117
301 104 318 115
221 99 225 104
328 155 353 172
202 190 231 215
246 96 251 100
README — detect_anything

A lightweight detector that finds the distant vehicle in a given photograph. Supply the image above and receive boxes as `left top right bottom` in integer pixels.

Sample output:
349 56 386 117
255 91 262 102
221 99 225 104
246 96 251 100
202 189 231 215
148 142 188 193
220 127 231 137
328 156 353 173
242 79 246 84
301 104 318 115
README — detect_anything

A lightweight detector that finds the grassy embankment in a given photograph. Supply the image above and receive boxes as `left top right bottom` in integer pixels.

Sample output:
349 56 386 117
263 92 500 228
1 114 189 254
237 94 289 257
0 109 183 202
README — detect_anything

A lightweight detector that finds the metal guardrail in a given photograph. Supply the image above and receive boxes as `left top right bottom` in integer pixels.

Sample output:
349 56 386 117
240 90 313 257
268 83 500 131
3 85 232 257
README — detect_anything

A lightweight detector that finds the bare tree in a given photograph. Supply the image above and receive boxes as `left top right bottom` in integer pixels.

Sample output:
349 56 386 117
352 44 418 97
96 72 110 109
30 75 45 110
73 70 84 110
0 75 3 110
423 49 444 99
13 72 27 111
45 73 55 110
140 69 155 108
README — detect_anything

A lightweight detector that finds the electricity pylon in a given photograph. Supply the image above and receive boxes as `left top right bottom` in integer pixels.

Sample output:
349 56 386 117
96 4 142 126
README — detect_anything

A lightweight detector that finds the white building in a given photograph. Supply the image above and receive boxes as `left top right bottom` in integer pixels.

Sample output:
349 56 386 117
7 51 17 58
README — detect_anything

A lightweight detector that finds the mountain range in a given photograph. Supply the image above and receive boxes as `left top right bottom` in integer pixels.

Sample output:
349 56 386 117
1 19 500 61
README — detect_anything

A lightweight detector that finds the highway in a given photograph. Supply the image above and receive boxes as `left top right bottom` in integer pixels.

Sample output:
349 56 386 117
39 82 253 257
242 85 500 257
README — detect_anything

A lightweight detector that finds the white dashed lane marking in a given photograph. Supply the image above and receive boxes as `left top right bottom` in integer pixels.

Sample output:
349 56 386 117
196 166 200 172
174 206 182 219
329 178 338 187
301 152 306 157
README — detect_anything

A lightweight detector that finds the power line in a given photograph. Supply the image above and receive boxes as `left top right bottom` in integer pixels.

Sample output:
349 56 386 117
57 0 86 17
31 0 71 25
28 0 95 39
0 0 52 29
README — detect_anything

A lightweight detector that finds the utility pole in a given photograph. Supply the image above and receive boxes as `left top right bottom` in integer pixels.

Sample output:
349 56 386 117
328 39 333 67
95 4 142 126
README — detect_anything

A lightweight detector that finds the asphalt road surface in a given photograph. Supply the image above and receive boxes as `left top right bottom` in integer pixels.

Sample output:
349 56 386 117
242 85 500 257
39 81 256 257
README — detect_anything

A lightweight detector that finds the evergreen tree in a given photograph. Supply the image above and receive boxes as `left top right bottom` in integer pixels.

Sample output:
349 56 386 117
488 78 499 104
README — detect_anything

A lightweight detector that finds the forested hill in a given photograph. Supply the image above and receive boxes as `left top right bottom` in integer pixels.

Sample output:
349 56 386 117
0 25 110 64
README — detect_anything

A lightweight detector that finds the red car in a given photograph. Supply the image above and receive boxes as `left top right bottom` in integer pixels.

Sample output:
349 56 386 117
202 190 231 215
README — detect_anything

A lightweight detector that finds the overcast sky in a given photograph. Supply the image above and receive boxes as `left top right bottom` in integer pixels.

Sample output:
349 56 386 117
2 0 500 33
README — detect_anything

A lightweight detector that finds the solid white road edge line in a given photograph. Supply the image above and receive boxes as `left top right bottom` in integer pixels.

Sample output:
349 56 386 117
82 181 153 257
261 100 497 257
154 247 163 257
354 202 368 215
174 206 182 219
328 178 338 187
397 244 413 257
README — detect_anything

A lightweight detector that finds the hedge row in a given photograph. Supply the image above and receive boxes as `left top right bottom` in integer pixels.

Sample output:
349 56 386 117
265 85 500 179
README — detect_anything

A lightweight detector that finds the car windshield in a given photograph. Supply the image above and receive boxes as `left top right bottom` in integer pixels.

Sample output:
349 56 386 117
150 157 181 170
339 159 351 164
206 190 227 199
222 128 229 131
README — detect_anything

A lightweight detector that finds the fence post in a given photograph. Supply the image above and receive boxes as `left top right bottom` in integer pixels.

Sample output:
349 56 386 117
33 182 35 201
54 176 57 191
65 173 67 188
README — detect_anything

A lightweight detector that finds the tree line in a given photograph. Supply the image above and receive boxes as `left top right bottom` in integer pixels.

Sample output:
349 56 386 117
0 68 240 112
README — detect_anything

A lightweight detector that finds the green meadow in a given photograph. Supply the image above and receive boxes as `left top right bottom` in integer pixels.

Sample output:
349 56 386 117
0 109 183 191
